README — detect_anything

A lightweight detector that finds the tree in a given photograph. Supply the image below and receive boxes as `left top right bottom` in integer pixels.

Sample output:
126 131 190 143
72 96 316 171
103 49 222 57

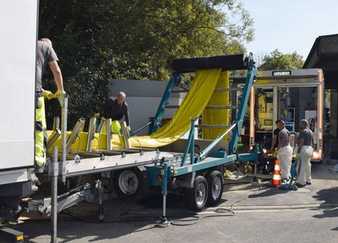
39 0 254 125
259 49 304 70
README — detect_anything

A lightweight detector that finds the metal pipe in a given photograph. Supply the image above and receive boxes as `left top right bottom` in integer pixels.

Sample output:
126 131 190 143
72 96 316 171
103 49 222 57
53 116 60 130
96 180 104 222
150 72 181 133
249 87 255 149
200 123 237 159
162 193 167 221
228 56 256 154
106 119 112 151
97 118 106 133
130 121 152 136
160 162 170 226
51 147 59 243
61 96 68 183
199 124 229 128
190 120 195 164
181 119 197 166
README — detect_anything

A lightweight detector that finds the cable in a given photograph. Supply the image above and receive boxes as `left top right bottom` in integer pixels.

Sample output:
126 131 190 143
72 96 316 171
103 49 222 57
61 207 235 227
61 211 158 224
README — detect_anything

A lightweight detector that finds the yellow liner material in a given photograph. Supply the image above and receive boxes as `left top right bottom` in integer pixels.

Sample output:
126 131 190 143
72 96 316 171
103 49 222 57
48 69 222 152
202 71 230 141
129 69 222 148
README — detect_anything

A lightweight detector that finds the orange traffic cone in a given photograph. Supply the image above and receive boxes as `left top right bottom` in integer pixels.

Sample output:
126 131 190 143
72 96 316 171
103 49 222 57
272 159 281 187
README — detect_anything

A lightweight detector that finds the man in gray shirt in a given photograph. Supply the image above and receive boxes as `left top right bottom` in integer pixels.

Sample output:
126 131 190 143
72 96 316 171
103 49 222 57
35 38 64 168
276 120 293 181
296 119 314 187
36 38 64 93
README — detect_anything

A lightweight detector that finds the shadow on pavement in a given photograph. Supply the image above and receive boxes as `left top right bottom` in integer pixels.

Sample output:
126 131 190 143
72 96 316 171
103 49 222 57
331 226 338 231
313 187 338 206
15 193 232 242
311 163 338 181
248 186 289 198
312 186 338 231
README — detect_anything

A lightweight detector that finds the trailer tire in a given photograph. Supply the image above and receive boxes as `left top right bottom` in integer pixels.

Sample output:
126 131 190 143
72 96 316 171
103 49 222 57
114 169 143 198
184 175 208 211
207 170 224 206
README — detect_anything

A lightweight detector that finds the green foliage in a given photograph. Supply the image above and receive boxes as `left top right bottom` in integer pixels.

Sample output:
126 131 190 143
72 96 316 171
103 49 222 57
39 0 254 125
259 49 304 70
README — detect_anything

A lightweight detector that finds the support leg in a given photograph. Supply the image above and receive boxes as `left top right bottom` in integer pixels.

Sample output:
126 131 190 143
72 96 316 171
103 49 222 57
96 179 104 222
160 163 170 226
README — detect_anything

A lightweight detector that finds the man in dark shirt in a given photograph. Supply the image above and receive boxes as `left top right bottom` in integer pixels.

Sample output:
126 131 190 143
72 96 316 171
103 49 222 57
35 38 64 168
104 91 130 133
271 126 280 150
296 119 314 187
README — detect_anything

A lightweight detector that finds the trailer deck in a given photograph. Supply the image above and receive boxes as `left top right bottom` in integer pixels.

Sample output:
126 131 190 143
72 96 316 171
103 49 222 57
61 150 176 178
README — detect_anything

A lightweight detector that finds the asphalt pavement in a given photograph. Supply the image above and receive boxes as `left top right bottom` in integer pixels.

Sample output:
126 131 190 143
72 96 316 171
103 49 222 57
14 163 338 243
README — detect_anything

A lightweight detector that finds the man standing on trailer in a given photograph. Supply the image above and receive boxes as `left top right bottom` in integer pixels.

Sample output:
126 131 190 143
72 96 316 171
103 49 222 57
275 120 293 182
296 119 314 187
35 38 64 168
103 91 130 134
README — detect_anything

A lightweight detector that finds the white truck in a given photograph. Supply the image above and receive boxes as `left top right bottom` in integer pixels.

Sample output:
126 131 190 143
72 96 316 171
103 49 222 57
0 0 38 217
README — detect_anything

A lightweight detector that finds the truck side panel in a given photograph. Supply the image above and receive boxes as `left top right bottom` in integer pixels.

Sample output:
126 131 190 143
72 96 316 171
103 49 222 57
0 0 38 170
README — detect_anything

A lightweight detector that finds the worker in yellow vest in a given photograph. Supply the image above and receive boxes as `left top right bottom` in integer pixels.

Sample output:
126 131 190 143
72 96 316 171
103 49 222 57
35 38 64 168
103 91 130 134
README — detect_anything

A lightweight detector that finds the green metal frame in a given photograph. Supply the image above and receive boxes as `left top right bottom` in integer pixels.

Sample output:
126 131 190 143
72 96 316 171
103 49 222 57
147 54 257 175
150 54 257 179
173 155 237 177
181 119 197 166
151 54 258 224
228 56 256 154
149 72 181 133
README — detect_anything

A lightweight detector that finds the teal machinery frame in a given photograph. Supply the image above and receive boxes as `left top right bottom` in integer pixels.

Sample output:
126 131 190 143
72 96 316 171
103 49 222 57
146 54 258 223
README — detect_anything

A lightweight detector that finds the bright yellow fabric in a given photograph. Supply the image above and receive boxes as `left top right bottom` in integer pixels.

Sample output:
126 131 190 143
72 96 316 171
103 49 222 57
35 96 46 167
128 69 222 148
111 120 121 134
47 69 223 153
202 71 230 141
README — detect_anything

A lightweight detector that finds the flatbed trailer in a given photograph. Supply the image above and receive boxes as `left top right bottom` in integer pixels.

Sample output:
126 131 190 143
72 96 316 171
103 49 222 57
24 54 257 232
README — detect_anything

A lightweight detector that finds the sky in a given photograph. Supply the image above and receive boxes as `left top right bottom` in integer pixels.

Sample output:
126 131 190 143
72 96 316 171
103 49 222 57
240 0 338 61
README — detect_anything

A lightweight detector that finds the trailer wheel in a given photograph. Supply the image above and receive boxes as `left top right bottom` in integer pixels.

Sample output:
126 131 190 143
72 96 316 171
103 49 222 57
114 169 142 197
207 170 224 206
185 175 208 211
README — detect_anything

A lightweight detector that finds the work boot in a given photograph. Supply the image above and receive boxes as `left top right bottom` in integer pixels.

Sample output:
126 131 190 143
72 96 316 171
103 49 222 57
296 183 305 188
